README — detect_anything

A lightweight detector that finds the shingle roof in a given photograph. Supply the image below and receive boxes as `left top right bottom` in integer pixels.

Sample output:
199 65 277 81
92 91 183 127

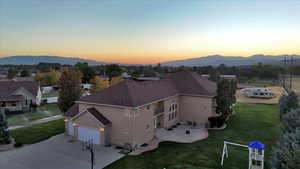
64 103 79 117
64 104 111 126
0 81 39 101
87 107 112 126
78 71 216 107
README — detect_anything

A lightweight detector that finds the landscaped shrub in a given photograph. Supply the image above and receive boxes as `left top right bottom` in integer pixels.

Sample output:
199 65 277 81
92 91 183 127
14 142 23 148
208 116 226 128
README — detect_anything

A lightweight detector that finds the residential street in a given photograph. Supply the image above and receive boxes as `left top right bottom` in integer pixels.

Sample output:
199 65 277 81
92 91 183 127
0 135 124 169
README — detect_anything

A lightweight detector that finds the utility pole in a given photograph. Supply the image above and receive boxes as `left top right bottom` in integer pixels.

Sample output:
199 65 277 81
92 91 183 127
282 56 287 89
289 57 294 90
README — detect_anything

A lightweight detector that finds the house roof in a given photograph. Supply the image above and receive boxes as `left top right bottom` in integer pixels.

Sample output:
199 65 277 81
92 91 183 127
64 103 80 117
64 104 111 126
78 71 216 107
0 81 40 101
86 107 112 126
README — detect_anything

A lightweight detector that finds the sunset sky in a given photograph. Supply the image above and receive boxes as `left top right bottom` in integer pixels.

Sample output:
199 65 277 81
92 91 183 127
1 0 300 64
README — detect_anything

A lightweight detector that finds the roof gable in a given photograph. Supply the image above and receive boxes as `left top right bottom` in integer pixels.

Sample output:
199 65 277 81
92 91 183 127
0 81 39 100
71 107 111 127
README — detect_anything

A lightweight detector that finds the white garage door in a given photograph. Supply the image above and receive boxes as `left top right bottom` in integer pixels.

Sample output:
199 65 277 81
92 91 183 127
78 127 100 144
68 122 74 136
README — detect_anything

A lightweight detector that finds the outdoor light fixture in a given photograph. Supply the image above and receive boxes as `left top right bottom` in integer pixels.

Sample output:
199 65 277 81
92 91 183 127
99 128 104 131
64 119 68 122
73 123 78 126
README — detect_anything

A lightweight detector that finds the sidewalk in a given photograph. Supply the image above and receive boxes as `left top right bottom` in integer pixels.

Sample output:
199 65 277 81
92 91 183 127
8 115 63 130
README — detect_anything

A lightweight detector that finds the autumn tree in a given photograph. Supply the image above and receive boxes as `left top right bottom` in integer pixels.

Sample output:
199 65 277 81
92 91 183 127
91 76 109 92
110 76 124 86
58 68 82 112
34 70 61 86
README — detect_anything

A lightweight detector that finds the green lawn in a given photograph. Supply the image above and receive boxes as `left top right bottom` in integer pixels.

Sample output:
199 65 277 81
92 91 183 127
105 103 280 169
10 119 65 144
42 92 59 98
7 103 62 126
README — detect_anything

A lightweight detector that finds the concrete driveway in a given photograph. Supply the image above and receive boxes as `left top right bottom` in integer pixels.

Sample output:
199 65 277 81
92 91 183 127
0 135 124 169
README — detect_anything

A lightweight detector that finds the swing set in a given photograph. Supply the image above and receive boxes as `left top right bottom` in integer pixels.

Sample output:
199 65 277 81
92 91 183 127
221 141 265 169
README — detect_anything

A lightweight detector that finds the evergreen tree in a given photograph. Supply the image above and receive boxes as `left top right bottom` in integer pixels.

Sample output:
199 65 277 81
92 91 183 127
281 108 300 134
216 79 234 118
279 92 299 118
0 112 10 144
271 129 300 169
58 68 82 112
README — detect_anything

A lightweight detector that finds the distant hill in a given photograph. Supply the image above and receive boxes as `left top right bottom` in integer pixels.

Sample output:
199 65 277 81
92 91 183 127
0 56 107 65
161 54 300 67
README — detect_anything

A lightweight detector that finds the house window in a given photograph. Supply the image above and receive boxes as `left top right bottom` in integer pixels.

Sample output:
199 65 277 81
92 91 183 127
146 105 150 110
169 106 171 111
169 114 172 121
174 111 177 117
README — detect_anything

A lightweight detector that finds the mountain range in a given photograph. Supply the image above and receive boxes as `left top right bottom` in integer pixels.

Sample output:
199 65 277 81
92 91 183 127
0 55 299 67
161 54 300 67
0 56 106 65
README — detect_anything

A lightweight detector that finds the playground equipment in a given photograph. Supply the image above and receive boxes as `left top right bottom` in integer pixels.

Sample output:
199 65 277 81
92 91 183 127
221 141 265 169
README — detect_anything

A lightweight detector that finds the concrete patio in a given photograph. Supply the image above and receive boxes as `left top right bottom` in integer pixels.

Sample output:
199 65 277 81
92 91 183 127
130 124 208 155
155 124 208 143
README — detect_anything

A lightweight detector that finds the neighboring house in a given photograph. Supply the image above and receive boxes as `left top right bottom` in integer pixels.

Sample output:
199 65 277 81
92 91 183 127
0 81 42 113
64 71 217 149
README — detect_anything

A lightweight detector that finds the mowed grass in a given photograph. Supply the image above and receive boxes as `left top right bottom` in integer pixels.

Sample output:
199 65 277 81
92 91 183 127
42 92 59 98
105 103 280 169
7 103 62 126
10 119 65 144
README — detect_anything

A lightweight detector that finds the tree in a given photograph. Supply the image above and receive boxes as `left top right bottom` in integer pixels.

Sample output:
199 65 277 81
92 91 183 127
34 70 61 86
281 108 300 134
110 76 124 86
208 69 220 82
58 68 82 112
90 76 109 92
271 93 300 169
37 63 61 72
0 112 10 144
105 64 122 78
279 92 299 118
20 69 30 77
271 129 300 169
74 62 96 83
7 68 18 79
